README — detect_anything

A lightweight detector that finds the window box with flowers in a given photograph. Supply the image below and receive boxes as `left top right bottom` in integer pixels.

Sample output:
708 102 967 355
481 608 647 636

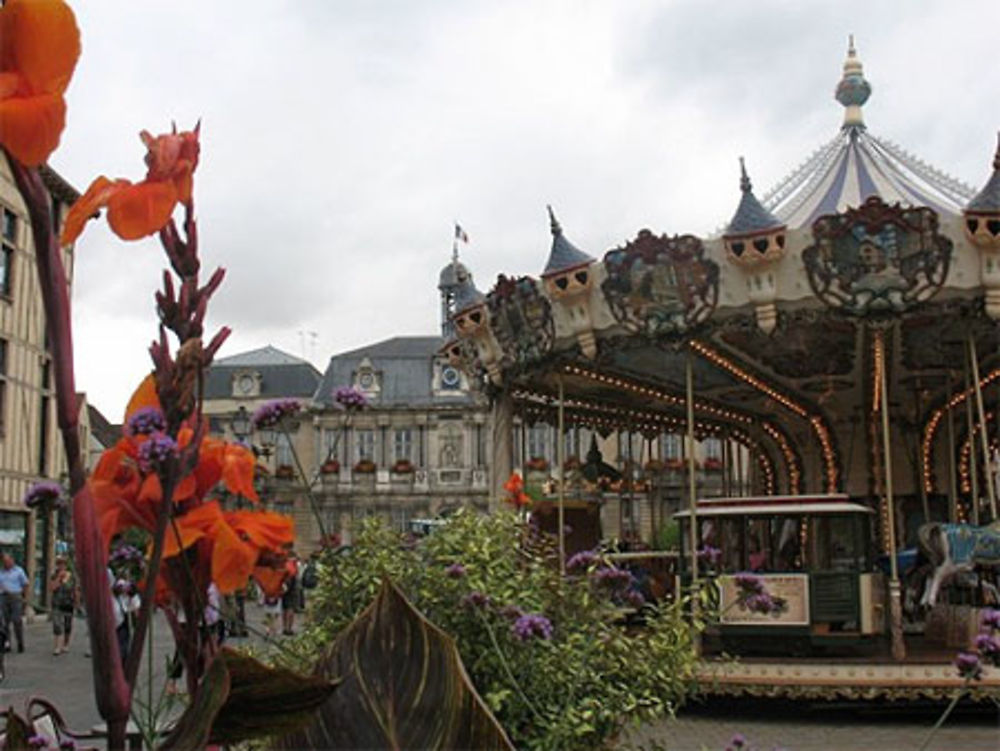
391 458 414 475
665 458 686 472
644 459 666 473
353 459 377 474
703 457 723 472
275 464 295 480
525 457 549 472
320 459 341 475
563 456 581 472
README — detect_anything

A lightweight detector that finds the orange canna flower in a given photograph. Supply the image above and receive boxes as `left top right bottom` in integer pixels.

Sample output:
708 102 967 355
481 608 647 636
90 378 289 595
61 124 201 245
503 471 531 509
0 0 81 166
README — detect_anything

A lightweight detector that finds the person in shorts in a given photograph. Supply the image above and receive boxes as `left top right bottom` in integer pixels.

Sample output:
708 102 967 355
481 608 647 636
48 556 77 655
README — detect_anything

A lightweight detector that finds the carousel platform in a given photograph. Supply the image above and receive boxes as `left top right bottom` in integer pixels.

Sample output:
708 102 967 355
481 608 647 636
695 639 1000 701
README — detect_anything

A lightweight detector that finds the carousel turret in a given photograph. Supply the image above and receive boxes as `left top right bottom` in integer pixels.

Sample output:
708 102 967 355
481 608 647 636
540 206 599 357
450 275 503 384
723 158 788 333
965 133 1000 318
834 35 871 130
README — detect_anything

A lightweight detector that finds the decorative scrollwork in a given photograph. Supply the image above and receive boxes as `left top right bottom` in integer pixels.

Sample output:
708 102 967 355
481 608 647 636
802 197 952 316
600 230 719 337
486 275 554 366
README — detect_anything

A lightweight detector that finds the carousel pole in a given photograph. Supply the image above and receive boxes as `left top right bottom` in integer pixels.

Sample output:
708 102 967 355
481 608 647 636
490 387 514 511
557 376 566 575
685 346 701 656
876 329 906 661
946 371 958 523
967 333 997 521
964 350 981 526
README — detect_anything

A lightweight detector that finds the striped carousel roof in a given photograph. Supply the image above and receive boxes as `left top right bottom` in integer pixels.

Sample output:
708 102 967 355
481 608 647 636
758 38 976 229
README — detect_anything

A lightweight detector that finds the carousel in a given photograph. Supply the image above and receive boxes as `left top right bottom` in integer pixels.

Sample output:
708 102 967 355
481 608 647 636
444 39 1000 699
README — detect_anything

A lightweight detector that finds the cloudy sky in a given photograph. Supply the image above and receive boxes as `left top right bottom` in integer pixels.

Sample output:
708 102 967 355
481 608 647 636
50 0 1000 418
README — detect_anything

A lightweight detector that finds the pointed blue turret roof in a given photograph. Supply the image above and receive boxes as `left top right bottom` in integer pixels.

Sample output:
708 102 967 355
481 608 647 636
726 158 785 236
453 274 486 313
967 134 1000 213
542 206 593 275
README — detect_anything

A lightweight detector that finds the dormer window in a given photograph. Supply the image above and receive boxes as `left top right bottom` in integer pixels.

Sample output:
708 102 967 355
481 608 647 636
354 357 381 399
232 370 261 397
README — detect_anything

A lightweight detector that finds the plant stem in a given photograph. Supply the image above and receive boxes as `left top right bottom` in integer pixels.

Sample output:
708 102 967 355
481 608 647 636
476 609 543 722
918 684 966 751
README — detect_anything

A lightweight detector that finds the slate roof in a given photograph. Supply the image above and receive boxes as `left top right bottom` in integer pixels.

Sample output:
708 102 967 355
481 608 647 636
967 136 1000 213
315 336 476 408
542 206 593 276
205 345 322 399
726 159 784 236
87 403 120 448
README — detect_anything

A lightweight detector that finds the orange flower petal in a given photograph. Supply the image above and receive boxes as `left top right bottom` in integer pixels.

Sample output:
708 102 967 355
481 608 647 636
0 91 65 166
221 443 259 503
106 179 177 241
162 502 223 559
1 0 81 95
211 521 257 595
61 175 129 246
227 510 294 550
253 566 286 599
124 374 161 424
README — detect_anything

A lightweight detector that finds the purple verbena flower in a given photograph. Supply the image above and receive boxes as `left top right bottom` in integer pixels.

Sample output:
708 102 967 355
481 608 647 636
975 633 1000 658
252 398 302 429
445 563 466 579
512 613 553 641
109 544 144 565
981 608 1000 632
127 406 166 436
333 386 368 411
137 432 178 473
566 550 598 573
27 735 49 749
955 651 983 681
461 591 490 609
730 733 747 749
697 545 721 565
733 573 765 595
22 481 63 510
592 566 633 591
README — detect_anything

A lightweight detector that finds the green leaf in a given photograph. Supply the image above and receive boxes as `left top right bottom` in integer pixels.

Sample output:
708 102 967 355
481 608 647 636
157 649 338 751
278 578 515 751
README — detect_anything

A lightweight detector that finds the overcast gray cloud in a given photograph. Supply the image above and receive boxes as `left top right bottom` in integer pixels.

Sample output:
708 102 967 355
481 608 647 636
48 0 1000 416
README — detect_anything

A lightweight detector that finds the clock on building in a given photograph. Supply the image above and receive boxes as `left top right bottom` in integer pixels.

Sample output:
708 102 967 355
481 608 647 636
237 373 255 395
359 371 375 389
441 366 461 389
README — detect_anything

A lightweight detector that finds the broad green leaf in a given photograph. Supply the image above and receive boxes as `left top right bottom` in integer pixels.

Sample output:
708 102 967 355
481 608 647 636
278 578 515 751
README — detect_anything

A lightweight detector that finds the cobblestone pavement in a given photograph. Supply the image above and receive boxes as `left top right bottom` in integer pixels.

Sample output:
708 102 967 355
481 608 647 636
3 610 998 750
623 699 1000 751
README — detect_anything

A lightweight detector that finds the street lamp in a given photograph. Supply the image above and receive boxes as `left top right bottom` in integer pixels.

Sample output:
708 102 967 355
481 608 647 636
230 405 273 458
231 406 251 443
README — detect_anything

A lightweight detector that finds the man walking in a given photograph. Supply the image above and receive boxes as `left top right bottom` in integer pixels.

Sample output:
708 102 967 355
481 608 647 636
0 554 28 652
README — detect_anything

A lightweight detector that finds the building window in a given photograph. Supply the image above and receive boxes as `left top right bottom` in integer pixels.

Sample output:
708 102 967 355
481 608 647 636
355 429 375 462
275 433 293 467
322 428 339 463
527 424 549 461
1 208 15 298
393 428 413 462
703 437 722 460
663 433 681 460
0 339 7 434
391 506 412 533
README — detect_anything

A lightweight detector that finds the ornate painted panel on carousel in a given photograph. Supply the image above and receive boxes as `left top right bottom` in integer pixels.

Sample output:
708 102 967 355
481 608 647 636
600 230 719 337
486 275 555 366
802 197 952 316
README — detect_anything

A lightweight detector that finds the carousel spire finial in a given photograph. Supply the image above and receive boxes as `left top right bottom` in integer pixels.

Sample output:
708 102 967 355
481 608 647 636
547 204 563 237
835 34 871 130
739 156 752 193
993 131 1000 171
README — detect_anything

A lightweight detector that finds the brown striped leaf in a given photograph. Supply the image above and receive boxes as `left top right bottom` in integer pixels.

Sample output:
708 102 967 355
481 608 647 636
278 578 515 751
157 649 338 750
1 708 31 751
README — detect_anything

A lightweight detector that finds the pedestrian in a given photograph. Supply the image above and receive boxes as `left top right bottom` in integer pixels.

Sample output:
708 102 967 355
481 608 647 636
112 579 139 662
0 553 29 652
281 551 299 636
48 556 77 655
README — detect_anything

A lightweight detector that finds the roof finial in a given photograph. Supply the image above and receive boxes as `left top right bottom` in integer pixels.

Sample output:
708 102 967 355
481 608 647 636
547 204 562 236
994 131 1000 172
835 34 871 129
739 156 752 193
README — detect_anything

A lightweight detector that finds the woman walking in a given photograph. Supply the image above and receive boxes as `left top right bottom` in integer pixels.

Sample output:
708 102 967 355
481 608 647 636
48 556 77 655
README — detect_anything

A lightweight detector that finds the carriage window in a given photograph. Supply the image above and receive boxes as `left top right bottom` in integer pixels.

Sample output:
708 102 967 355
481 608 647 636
719 517 743 571
747 518 771 571
809 515 864 571
773 517 803 571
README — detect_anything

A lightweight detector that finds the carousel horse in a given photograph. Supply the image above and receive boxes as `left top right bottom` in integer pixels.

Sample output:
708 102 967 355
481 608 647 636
916 520 1000 609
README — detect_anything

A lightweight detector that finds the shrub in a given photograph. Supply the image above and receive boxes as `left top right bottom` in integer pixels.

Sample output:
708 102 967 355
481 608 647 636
290 510 697 750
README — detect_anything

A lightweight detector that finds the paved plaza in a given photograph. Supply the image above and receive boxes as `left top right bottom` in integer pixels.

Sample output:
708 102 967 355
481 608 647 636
1 609 997 749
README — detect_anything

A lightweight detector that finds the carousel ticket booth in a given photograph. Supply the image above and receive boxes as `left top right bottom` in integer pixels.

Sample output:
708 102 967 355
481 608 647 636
445 40 1000 696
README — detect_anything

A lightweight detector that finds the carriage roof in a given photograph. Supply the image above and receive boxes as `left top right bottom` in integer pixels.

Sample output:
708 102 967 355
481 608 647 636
673 494 875 519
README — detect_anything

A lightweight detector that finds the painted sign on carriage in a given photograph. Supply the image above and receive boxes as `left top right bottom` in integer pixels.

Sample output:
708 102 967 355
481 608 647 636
719 574 810 626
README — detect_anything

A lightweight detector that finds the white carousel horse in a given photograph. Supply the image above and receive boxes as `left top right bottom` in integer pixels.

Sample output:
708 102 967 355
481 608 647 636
916 520 1000 609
